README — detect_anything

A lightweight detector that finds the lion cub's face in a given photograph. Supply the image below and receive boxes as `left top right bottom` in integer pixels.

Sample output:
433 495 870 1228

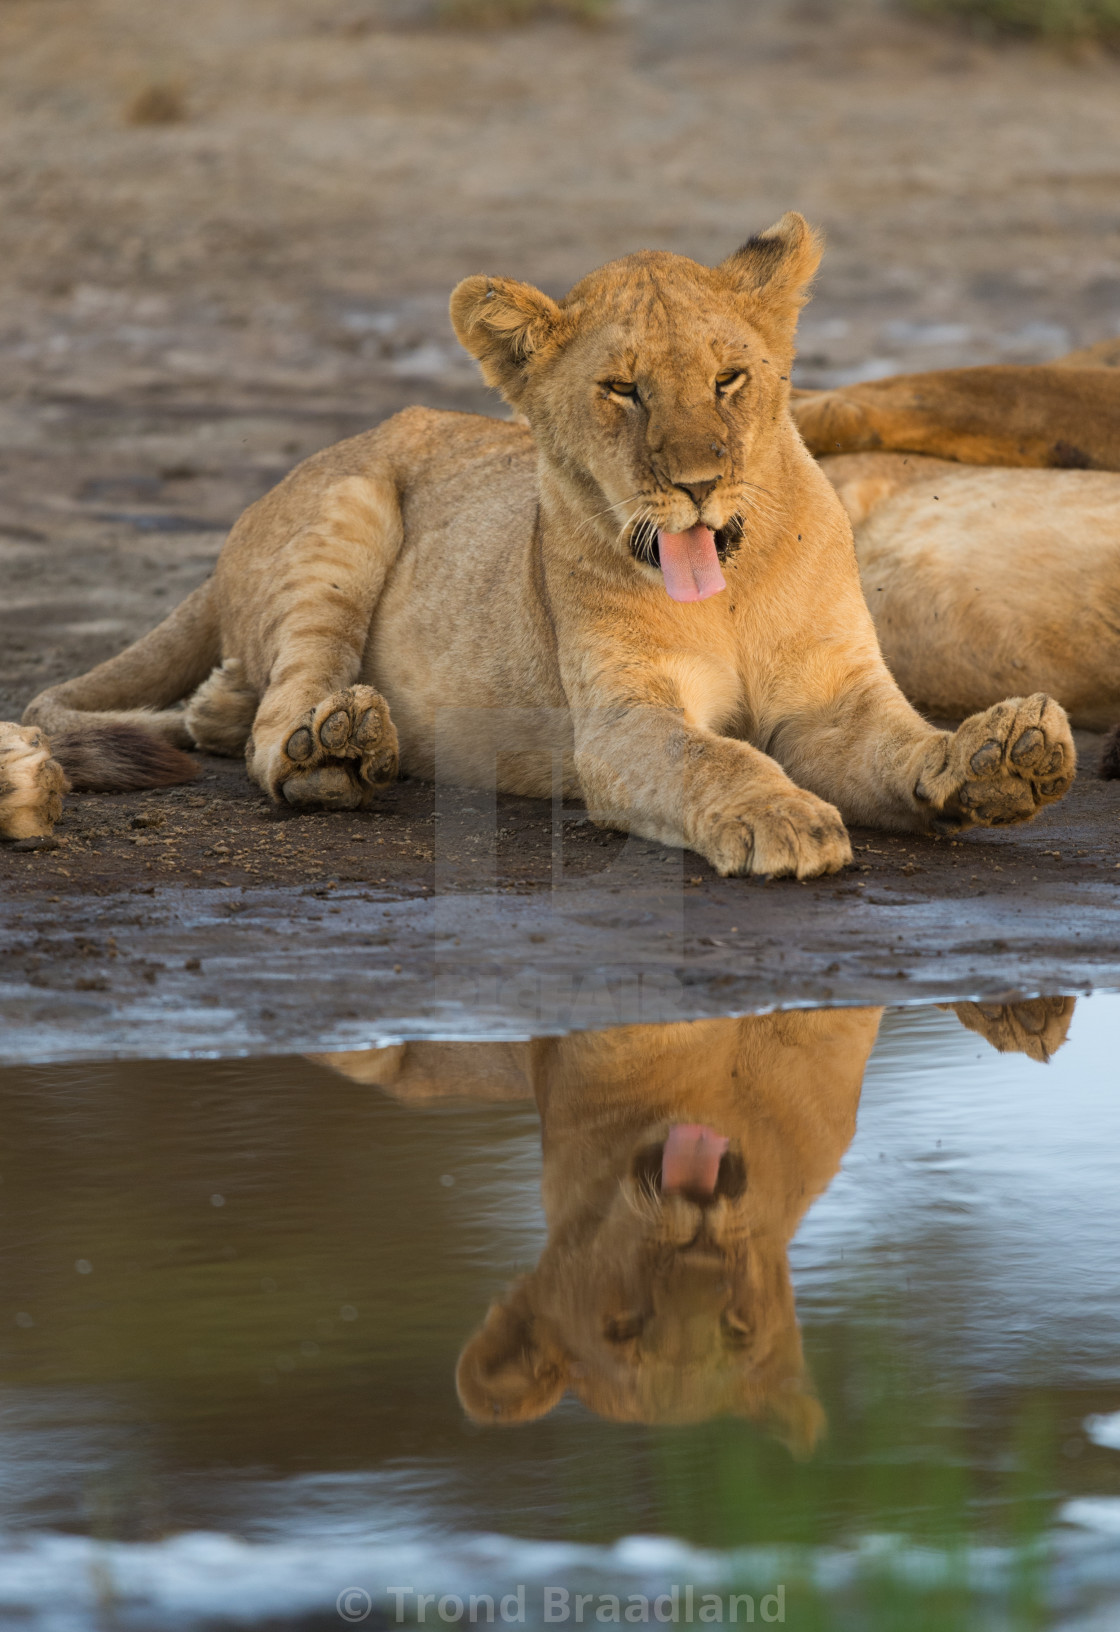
456 1118 824 1453
450 213 822 591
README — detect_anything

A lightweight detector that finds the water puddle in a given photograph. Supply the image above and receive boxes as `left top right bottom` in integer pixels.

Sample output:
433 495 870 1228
1 994 1119 1629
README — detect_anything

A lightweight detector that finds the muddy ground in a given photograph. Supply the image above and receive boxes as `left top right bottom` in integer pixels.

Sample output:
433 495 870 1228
2 0 1120 1056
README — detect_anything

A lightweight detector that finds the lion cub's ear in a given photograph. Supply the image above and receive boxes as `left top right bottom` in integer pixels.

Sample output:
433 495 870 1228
719 212 823 343
456 1281 569 1425
450 276 563 404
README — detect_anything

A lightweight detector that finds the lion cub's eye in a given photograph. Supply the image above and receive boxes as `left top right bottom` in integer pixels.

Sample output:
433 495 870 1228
604 1313 644 1343
715 370 746 396
604 380 638 400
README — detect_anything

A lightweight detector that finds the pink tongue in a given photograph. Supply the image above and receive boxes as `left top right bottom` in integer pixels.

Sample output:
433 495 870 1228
661 1124 729 1196
656 526 727 603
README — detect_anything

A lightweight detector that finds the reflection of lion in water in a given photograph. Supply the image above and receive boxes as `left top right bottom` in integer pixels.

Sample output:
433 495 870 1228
315 996 1073 1455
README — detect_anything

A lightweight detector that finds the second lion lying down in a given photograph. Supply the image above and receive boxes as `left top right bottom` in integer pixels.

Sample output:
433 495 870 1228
9 214 1073 872
791 339 1120 758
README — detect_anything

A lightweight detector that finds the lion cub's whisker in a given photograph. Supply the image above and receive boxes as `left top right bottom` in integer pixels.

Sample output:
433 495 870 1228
587 489 647 525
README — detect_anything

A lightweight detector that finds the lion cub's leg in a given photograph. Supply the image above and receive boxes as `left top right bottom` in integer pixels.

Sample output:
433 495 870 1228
911 693 1074 832
244 475 403 810
0 723 68 842
574 707 851 880
775 674 1074 836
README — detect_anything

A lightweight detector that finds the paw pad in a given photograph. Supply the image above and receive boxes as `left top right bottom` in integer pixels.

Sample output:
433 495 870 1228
1010 727 1044 765
924 692 1075 834
969 740 1002 775
275 685 399 811
320 709 352 753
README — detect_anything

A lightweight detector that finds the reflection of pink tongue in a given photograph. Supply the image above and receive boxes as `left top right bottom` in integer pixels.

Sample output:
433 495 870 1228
661 1124 729 1196
657 526 727 603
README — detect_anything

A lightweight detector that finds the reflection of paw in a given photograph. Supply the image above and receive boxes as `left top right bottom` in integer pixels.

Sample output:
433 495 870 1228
703 788 851 879
915 693 1074 832
0 723 68 841
948 996 1075 1062
276 686 398 811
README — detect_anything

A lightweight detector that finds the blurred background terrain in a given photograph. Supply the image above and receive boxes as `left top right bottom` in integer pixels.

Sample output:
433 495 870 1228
1 0 1119 720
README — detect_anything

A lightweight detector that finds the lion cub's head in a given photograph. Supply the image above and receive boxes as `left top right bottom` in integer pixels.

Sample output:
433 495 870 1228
455 1115 825 1456
450 214 822 603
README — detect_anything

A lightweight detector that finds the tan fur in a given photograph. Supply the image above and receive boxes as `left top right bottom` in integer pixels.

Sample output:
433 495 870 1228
0 723 68 841
17 216 1075 871
184 657 260 756
316 997 1070 1449
792 352 1120 472
943 995 1074 1062
307 1040 534 1100
326 1008 880 1451
792 344 1120 747
821 453 1120 730
859 461 1120 728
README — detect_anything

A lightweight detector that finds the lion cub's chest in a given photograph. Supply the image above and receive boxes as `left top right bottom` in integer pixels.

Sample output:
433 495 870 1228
657 650 746 738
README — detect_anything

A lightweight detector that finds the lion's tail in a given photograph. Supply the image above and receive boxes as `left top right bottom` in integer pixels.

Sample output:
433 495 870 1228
47 725 198 792
22 577 221 792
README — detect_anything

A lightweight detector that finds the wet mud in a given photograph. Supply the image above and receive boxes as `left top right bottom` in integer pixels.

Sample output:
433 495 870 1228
2 731 1118 1061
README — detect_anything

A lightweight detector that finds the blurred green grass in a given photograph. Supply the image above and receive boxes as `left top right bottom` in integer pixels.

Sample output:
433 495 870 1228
437 0 611 24
904 0 1120 42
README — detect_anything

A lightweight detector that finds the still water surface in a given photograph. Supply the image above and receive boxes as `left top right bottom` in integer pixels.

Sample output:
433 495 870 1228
1 996 1119 1630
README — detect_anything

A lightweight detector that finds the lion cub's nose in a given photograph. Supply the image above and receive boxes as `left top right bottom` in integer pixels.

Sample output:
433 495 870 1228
676 477 720 507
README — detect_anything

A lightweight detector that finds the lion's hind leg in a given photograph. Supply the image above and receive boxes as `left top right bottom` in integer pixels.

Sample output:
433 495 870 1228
184 658 259 756
0 723 68 842
244 472 403 809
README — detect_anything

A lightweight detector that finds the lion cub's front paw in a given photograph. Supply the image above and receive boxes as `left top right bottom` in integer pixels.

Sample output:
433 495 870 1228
915 693 1074 833
276 686 399 811
0 722 68 841
703 787 852 880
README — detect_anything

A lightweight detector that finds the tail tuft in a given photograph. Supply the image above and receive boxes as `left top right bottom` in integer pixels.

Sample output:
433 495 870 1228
1099 725 1120 781
51 726 199 792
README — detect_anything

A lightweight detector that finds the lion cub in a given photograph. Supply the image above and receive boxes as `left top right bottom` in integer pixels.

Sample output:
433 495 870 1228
14 214 1073 874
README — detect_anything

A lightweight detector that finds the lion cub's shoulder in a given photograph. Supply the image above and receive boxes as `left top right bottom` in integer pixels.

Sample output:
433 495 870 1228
378 404 534 482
